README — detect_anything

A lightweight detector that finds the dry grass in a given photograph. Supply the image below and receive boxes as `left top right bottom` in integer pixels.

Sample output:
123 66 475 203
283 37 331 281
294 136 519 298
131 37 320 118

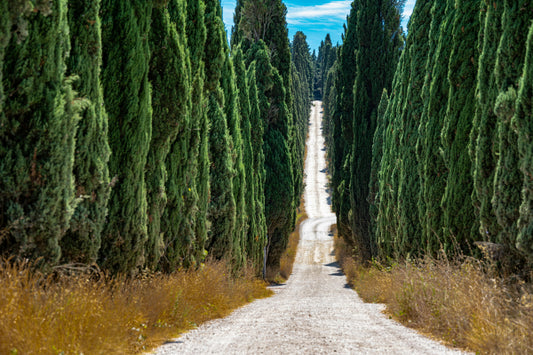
335 236 533 354
278 203 307 281
0 259 272 355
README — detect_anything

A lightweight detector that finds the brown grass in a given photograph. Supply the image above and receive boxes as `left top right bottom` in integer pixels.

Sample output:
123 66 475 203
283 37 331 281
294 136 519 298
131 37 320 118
0 259 272 355
335 236 533 354
279 202 307 281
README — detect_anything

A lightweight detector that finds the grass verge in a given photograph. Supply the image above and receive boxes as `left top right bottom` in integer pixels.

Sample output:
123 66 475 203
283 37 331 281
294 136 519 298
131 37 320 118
334 236 533 354
0 259 272 354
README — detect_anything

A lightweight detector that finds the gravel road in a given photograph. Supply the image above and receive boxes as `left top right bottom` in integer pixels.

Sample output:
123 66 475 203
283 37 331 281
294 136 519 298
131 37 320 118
153 101 467 355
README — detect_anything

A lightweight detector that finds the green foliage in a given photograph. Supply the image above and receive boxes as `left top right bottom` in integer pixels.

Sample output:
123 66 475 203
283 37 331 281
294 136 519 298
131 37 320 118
492 0 531 255
395 0 432 257
349 0 404 260
61 0 111 264
183 0 209 268
469 0 503 243
221 50 246 269
203 0 237 262
440 0 480 249
99 0 153 274
246 61 268 273
330 2 358 242
0 0 80 268
418 0 451 253
145 1 190 270
205 93 236 260
515 23 533 260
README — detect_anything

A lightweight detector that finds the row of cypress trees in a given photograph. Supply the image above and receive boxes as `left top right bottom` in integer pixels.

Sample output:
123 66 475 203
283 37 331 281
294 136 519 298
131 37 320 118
324 0 405 261
0 0 311 275
326 0 533 271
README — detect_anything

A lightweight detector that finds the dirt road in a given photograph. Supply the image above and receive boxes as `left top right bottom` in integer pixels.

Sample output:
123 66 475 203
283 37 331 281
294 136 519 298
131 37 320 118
153 101 466 354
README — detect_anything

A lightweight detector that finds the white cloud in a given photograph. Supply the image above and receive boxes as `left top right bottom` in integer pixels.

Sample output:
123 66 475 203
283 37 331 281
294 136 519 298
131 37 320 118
286 0 352 24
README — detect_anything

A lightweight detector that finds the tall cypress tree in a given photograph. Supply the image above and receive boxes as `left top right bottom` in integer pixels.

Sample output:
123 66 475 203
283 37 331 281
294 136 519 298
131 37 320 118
234 46 263 270
184 0 209 268
469 0 503 243
395 0 432 256
375 52 406 257
349 0 403 260
221 50 246 268
440 0 480 249
419 0 452 253
0 1 80 267
331 3 358 242
247 60 268 272
100 0 153 273
61 0 111 264
203 0 237 261
237 1 297 271
145 1 190 270
492 0 531 254
515 23 533 261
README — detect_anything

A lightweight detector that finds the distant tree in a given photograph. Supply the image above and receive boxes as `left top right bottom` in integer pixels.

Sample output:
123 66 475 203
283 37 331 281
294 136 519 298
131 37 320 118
99 0 153 273
1 1 81 268
61 0 111 264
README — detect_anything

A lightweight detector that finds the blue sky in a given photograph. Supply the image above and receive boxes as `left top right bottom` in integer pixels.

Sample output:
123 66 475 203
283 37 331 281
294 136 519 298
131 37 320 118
221 0 416 51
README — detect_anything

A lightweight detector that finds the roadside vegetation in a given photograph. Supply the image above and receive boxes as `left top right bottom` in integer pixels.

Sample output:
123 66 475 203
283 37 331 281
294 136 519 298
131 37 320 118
0 259 272 355
335 235 533 354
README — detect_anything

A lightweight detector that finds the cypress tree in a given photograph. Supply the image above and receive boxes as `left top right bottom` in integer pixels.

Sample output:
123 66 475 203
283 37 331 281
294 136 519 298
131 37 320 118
395 0 432 256
419 0 452 253
469 0 503 243
234 46 262 270
331 3 358 242
247 61 268 271
205 92 237 259
349 0 403 259
440 0 480 249
145 1 190 270
100 0 153 273
237 1 297 271
221 50 246 268
368 90 388 243
375 52 406 257
184 0 209 267
515 23 533 261
290 31 312 211
492 0 531 254
204 0 237 261
61 0 111 264
0 1 81 267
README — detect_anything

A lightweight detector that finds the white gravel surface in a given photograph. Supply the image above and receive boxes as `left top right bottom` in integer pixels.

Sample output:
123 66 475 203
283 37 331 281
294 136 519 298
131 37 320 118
153 101 467 355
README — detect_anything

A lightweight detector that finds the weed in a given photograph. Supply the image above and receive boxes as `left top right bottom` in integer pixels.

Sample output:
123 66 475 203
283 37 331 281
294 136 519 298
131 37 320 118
335 238 533 354
0 259 272 354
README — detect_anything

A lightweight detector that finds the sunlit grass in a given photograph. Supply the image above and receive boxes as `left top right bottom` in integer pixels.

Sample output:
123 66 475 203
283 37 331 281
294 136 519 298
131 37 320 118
0 259 272 354
335 236 533 354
